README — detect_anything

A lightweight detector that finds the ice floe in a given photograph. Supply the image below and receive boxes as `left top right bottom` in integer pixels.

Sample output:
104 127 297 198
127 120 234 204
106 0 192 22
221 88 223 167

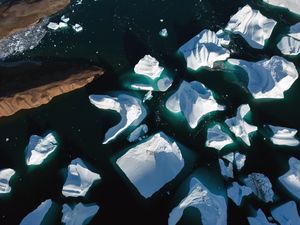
166 81 225 129
263 0 300 15
227 182 252 206
248 209 275 225
127 124 148 142
206 124 233 150
62 203 99 225
62 158 101 197
89 94 147 144
134 55 164 80
178 29 230 70
277 23 300 55
143 91 153 102
0 168 15 194
267 125 299 146
116 132 184 198
271 201 300 225
225 5 277 49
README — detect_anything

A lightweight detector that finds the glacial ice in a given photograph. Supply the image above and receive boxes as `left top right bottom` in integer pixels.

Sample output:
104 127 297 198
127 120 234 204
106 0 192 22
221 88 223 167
248 209 275 225
62 158 101 197
263 0 300 15
89 94 147 144
157 76 173 91
219 159 234 179
127 124 148 142
178 29 230 70
168 177 227 225
143 91 153 102
25 132 59 166
271 201 300 225
116 132 184 198
166 81 225 129
206 124 233 150
228 56 298 99
277 23 300 55
222 152 246 171
227 182 252 206
0 168 15 194
47 22 60 30
62 203 99 225
225 5 277 49
134 55 164 80
268 125 299 146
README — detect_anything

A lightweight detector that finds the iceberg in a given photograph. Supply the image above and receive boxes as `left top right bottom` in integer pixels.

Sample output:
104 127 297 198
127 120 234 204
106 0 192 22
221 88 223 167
263 0 300 15
143 91 153 102
62 203 99 225
159 28 168 38
268 125 299 146
25 132 59 166
127 124 148 142
225 5 277 49
277 23 300 56
166 81 225 129
116 132 184 198
225 104 257 146
168 177 227 225
62 158 101 197
157 76 173 92
227 56 298 99
227 182 252 206
178 29 230 70
20 199 53 225
243 173 274 203
271 201 300 225
134 55 164 80
222 152 246 171
248 209 275 225
278 157 300 200
72 24 83 32
206 124 233 150
219 159 233 179
89 94 147 144
0 168 15 194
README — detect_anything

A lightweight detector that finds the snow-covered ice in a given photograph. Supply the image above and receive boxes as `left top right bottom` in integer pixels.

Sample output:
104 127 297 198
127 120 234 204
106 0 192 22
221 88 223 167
0 168 15 194
267 125 299 146
134 55 164 80
206 124 233 150
62 203 99 225
227 182 252 206
271 201 300 225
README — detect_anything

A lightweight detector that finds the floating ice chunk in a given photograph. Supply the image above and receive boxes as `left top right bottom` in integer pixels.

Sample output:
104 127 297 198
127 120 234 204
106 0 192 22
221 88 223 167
116 132 184 198
271 201 300 225
228 56 298 99
235 153 246 171
89 94 147 144
179 29 230 70
268 125 299 146
206 124 233 150
225 104 257 146
157 76 173 91
20 199 53 225
143 90 153 103
243 173 274 203
277 22 300 55
127 124 148 142
72 24 83 32
61 15 70 23
248 209 275 225
263 0 300 15
216 29 231 46
62 158 101 197
278 157 300 200
62 203 99 225
223 152 235 163
168 177 227 225
134 55 164 80
47 22 60 30
289 23 300 40
130 84 154 91
225 5 277 49
25 132 59 166
166 81 225 129
0 168 15 194
219 159 233 179
227 182 252 206
159 28 168 37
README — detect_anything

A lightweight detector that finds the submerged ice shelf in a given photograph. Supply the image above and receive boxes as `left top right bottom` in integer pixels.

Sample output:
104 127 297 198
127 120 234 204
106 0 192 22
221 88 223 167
62 203 99 225
0 168 15 194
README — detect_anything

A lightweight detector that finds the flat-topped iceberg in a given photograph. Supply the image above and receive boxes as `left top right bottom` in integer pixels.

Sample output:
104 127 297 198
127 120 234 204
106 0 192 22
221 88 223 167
25 132 59 166
134 55 164 80
62 203 99 225
271 201 300 225
268 125 299 146
127 124 148 142
277 23 300 55
248 209 275 225
0 168 15 194
168 177 227 225
222 152 246 171
20 199 53 225
225 5 277 49
225 104 257 146
178 29 230 70
206 124 233 150
228 56 298 99
62 158 101 197
227 182 252 206
263 0 300 15
278 157 300 200
89 94 147 144
166 81 225 129
116 132 184 198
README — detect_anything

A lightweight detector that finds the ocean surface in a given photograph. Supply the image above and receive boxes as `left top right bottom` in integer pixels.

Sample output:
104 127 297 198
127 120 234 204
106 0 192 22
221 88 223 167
0 0 300 224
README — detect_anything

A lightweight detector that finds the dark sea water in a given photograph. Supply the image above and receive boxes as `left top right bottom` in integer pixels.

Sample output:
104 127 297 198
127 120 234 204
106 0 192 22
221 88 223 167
0 0 300 224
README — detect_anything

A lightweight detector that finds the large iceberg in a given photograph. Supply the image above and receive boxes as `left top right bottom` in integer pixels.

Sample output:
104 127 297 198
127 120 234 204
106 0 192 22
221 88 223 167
267 125 299 146
206 124 233 150
225 5 277 49
62 203 99 225
277 23 300 55
227 182 252 206
225 104 257 146
25 132 59 166
168 177 227 225
278 157 300 200
0 168 15 194
227 56 298 99
263 0 300 15
178 29 230 70
62 158 101 197
134 55 164 80
248 209 275 225
166 81 225 129
271 201 300 225
89 94 147 144
116 132 184 198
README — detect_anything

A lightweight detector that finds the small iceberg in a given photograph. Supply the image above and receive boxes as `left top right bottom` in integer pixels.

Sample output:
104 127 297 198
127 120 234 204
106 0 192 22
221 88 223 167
25 132 59 166
127 124 148 142
227 182 252 206
248 209 275 225
278 157 300 200
271 201 300 225
222 152 246 171
62 203 99 225
0 168 15 194
134 55 164 80
219 159 234 179
159 28 168 38
225 5 277 49
72 24 83 32
227 56 298 99
20 199 53 225
178 29 230 70
206 124 233 150
277 22 300 56
47 22 68 30
62 158 101 197
225 104 257 146
263 0 300 15
89 94 147 144
267 125 299 146
166 81 225 129
116 132 184 198
243 173 274 203
168 177 227 225
143 90 153 102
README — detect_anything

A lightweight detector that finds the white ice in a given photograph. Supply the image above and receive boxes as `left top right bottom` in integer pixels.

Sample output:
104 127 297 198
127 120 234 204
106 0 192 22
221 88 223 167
206 124 233 150
134 55 164 80
277 22 300 55
268 125 299 146
263 0 300 15
0 168 15 194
